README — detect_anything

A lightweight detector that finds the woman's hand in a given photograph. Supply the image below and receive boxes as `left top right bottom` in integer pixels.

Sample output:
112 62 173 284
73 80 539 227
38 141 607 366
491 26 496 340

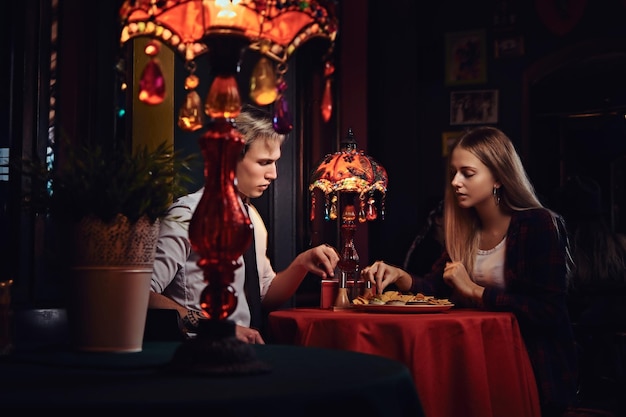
235 325 265 344
361 261 412 293
443 261 484 301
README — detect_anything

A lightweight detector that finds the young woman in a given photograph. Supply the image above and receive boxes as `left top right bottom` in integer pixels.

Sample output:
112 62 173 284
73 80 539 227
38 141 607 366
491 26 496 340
362 126 579 417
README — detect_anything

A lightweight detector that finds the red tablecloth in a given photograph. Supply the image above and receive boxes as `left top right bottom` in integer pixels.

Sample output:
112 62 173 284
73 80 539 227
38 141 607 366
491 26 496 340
268 308 541 417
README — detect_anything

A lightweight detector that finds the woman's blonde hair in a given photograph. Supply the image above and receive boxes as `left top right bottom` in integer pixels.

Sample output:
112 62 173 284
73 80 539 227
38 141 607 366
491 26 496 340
443 126 544 273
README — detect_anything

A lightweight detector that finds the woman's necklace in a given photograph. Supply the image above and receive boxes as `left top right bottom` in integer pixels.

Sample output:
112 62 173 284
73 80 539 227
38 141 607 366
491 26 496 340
479 230 507 251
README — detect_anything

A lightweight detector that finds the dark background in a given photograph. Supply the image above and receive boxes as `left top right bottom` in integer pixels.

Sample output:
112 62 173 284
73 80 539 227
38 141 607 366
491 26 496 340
3 0 626 306
368 0 626 268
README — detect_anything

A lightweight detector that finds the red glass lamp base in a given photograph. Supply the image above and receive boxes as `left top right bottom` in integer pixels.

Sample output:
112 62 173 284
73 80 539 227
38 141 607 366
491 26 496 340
166 320 270 375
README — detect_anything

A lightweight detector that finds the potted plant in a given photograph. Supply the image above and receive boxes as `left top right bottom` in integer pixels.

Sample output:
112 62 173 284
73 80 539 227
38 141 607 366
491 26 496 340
22 139 196 352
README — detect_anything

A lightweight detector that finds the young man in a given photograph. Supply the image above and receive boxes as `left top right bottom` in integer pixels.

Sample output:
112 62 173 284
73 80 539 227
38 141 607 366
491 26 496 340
150 106 339 344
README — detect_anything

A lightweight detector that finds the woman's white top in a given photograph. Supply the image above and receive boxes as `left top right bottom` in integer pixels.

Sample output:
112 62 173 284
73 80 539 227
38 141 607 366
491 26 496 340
472 237 506 289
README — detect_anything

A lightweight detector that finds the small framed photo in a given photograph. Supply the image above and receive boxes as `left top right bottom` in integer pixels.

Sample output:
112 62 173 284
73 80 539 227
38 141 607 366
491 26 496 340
450 89 498 125
445 30 487 86
494 36 525 59
441 131 464 157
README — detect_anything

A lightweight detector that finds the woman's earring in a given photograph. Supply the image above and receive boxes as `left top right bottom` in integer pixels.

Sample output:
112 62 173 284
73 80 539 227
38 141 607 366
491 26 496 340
493 186 501 206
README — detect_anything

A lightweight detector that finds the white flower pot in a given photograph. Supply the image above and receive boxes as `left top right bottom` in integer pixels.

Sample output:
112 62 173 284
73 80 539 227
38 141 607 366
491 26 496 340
65 214 160 353
68 266 151 353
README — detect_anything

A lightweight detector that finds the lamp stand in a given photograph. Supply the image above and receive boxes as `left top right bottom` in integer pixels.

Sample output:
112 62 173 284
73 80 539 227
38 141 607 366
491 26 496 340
118 0 338 375
167 119 269 375
167 320 269 375
333 202 360 309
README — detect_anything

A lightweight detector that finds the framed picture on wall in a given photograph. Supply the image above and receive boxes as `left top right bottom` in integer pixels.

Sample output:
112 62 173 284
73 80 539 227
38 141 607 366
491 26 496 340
441 131 464 157
494 36 525 58
450 89 498 125
445 30 487 86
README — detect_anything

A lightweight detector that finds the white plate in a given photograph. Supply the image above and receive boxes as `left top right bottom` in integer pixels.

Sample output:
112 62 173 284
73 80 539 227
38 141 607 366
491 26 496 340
353 303 454 313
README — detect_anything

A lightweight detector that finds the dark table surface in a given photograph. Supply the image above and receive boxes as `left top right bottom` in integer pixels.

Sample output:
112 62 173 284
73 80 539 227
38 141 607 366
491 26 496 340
0 340 424 416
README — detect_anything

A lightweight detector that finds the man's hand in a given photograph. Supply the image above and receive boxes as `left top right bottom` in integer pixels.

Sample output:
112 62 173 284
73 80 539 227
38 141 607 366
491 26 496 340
264 243 340 311
183 309 265 344
235 325 265 344
294 243 340 279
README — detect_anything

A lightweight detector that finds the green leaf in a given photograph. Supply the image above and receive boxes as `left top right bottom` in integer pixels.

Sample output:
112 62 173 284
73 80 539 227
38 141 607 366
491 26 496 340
20 139 198 224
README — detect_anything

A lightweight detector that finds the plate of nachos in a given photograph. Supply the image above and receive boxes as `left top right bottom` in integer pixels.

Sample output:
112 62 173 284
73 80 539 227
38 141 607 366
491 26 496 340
351 290 454 313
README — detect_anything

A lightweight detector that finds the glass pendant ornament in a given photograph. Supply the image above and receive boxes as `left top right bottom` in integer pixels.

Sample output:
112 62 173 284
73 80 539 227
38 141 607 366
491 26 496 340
321 78 332 122
366 196 378 221
272 79 293 134
329 194 338 220
310 193 316 221
321 61 335 122
138 41 166 105
324 194 330 221
358 196 367 223
205 75 242 119
178 74 204 131
250 56 278 106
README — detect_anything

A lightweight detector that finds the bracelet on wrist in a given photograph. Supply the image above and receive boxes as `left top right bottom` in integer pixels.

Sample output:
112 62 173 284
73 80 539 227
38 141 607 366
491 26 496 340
182 309 203 332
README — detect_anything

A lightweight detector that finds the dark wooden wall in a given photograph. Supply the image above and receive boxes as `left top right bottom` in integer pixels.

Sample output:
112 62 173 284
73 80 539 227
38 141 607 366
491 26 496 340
368 0 626 266
4 0 626 306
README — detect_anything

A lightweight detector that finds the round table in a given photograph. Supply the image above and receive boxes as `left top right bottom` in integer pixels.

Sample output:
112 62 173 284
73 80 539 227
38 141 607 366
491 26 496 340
0 341 423 416
269 307 541 417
